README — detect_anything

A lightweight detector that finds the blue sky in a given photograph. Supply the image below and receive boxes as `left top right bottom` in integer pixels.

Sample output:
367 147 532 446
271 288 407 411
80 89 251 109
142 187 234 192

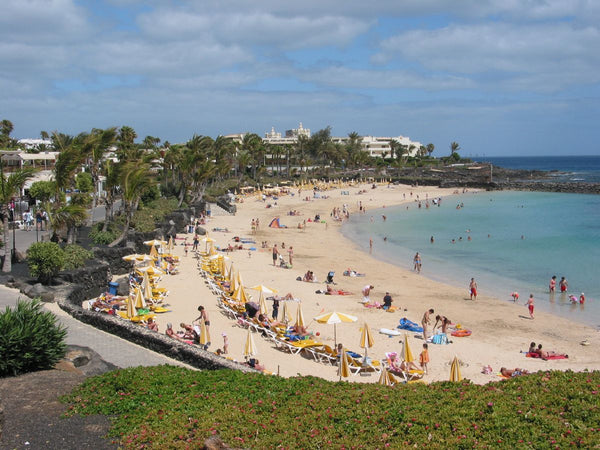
2 0 599 156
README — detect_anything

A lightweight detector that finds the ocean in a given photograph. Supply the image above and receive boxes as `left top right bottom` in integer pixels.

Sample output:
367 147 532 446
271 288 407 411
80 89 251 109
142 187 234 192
342 156 600 328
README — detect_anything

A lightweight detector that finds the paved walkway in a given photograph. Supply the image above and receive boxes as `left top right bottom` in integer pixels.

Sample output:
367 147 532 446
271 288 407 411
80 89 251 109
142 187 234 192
0 285 193 370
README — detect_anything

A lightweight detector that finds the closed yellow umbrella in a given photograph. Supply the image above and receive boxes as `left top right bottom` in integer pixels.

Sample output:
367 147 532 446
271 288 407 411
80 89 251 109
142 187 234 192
258 291 269 316
236 270 244 288
359 322 375 359
281 301 293 323
126 294 137 319
377 366 397 386
295 303 305 328
450 356 462 382
149 244 159 258
402 333 415 363
199 319 210 348
167 236 174 251
228 265 236 293
142 271 153 302
134 287 146 309
232 284 249 303
244 328 257 358
338 349 350 380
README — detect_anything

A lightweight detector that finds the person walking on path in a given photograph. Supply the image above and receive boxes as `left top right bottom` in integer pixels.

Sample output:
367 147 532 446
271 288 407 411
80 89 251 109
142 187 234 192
526 294 535 319
272 244 279 266
421 308 434 341
469 278 478 300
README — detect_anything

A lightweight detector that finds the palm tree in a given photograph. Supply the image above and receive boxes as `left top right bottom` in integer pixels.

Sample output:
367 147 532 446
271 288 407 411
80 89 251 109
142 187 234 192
388 139 400 161
0 163 34 272
81 128 117 214
450 141 461 156
108 161 155 247
46 200 89 244
240 133 263 179
426 143 435 157
0 120 14 147
294 135 309 173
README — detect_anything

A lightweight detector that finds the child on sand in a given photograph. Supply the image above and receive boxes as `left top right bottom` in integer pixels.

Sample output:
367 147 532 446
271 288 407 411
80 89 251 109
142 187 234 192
419 343 429 374
222 332 229 354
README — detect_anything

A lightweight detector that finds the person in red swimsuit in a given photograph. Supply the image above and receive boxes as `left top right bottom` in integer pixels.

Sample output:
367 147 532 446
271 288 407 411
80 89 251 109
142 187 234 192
559 277 568 292
549 275 556 293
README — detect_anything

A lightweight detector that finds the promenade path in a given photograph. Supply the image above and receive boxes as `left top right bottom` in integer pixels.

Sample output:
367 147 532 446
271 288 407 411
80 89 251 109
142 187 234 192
0 285 193 370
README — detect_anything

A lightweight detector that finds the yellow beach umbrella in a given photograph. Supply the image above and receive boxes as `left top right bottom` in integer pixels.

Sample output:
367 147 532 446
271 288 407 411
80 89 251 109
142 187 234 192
201 236 215 252
144 239 167 247
338 349 350 380
258 291 269 316
295 303 305 328
232 284 249 303
314 311 358 347
167 236 174 251
450 356 462 382
134 287 146 309
250 284 278 295
122 253 141 262
199 319 210 348
142 272 153 303
149 244 159 258
281 301 293 323
401 333 415 363
243 328 257 358
126 294 137 319
377 366 397 386
236 270 244 287
359 322 375 359
208 245 218 256
228 268 237 294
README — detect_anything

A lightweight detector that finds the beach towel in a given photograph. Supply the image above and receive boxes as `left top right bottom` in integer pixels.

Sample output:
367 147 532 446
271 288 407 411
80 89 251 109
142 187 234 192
431 333 449 345
397 317 424 333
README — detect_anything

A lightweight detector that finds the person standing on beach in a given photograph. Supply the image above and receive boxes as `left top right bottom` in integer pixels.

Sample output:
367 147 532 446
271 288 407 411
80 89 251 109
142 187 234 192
362 285 374 304
419 343 429 374
526 294 535 319
382 292 393 310
413 252 422 273
549 275 557 293
272 298 280 320
421 308 434 341
469 278 478 300
272 244 279 266
288 246 294 265
559 277 568 293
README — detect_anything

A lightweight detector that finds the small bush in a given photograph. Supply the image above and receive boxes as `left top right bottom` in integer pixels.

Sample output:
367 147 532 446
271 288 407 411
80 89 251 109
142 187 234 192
27 242 65 284
89 223 118 245
0 298 67 376
63 244 93 270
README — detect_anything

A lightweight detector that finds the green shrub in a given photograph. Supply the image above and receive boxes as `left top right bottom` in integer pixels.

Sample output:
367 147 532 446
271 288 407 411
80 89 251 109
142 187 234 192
89 223 118 245
63 244 93 270
0 298 67 376
132 197 179 233
27 242 65 284
65 366 600 448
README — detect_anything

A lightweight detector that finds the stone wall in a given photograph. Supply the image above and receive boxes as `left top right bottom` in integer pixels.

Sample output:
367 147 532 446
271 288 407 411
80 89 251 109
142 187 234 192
56 284 255 373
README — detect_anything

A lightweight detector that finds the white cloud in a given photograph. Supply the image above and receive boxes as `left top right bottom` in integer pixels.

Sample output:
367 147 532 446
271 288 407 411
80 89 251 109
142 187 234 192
374 22 600 91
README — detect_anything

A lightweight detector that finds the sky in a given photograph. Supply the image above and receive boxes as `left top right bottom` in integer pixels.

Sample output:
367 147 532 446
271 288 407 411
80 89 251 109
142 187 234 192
1 0 600 156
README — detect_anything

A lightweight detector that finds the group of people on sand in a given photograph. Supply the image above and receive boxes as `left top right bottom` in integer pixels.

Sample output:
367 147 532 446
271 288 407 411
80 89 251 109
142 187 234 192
527 342 568 360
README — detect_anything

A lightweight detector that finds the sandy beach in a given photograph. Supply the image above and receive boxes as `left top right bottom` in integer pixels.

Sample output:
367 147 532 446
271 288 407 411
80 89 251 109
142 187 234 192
152 183 600 384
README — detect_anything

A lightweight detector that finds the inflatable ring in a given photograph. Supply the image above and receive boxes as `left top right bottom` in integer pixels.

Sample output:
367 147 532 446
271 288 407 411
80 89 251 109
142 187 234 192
451 329 472 337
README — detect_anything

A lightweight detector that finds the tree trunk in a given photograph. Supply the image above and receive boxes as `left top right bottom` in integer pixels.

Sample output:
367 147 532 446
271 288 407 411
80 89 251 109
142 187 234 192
102 196 112 232
108 213 130 247
108 203 131 247
177 186 186 207
2 211 11 273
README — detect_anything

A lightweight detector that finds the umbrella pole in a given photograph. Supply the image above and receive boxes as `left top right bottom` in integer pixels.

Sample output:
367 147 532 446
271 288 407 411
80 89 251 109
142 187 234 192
334 324 337 348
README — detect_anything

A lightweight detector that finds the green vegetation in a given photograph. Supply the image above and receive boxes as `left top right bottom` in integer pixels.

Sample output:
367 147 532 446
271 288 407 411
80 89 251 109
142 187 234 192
65 366 600 448
26 242 65 284
89 222 118 245
131 198 179 233
63 244 93 270
28 180 56 203
0 299 67 377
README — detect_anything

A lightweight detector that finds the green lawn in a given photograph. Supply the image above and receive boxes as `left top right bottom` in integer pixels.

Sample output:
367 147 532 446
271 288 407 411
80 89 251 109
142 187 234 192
64 366 600 448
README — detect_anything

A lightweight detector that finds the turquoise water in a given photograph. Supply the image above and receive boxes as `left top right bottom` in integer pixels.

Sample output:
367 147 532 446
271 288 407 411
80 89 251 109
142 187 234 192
342 191 600 327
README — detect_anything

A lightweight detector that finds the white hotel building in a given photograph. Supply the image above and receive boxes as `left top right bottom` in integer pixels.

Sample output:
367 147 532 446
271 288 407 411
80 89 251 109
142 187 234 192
227 123 422 158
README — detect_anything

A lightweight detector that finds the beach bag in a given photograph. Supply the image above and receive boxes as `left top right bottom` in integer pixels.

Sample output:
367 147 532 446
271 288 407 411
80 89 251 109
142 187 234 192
431 333 449 345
